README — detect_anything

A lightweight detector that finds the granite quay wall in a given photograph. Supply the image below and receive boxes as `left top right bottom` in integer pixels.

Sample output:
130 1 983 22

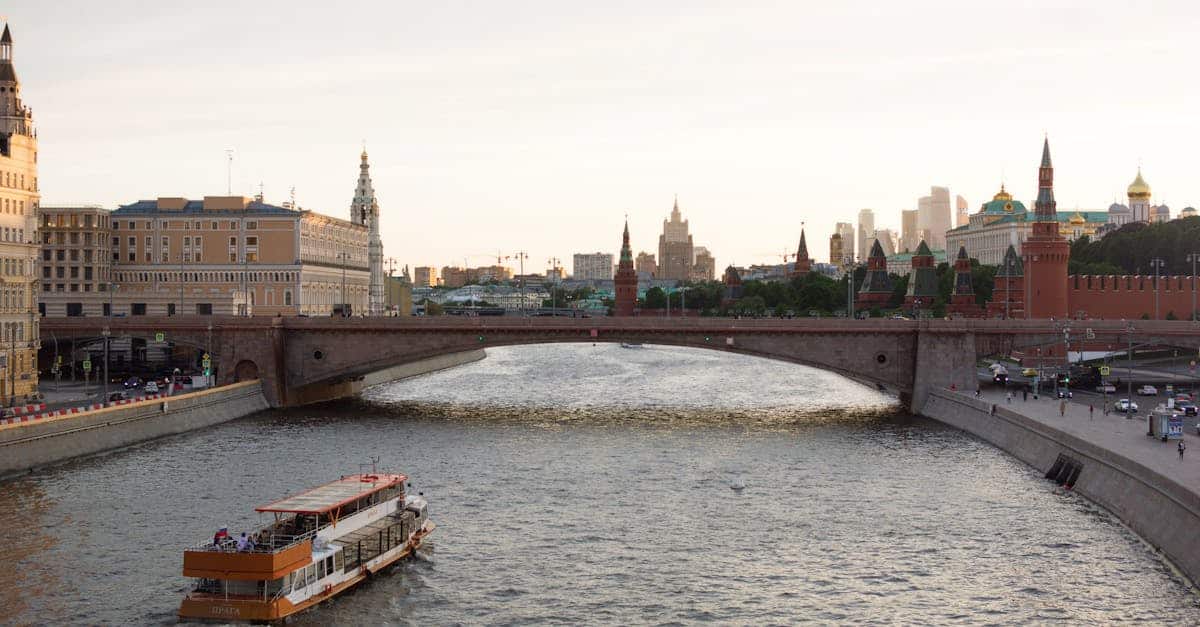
289 349 486 406
921 389 1200 586
0 381 268 478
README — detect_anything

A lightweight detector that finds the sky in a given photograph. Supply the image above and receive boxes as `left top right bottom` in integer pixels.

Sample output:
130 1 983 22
7 1 1200 273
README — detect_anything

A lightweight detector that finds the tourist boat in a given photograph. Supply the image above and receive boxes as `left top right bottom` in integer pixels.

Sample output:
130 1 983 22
178 472 434 623
620 342 644 349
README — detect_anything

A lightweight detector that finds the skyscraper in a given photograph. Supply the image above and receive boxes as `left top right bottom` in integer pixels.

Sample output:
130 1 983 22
658 196 694 281
856 209 875 263
955 195 969 227
900 209 919 253
351 149 384 315
692 247 716 281
829 233 845 270
917 186 951 250
875 229 899 256
635 252 657 277
0 22 40 402
835 222 855 263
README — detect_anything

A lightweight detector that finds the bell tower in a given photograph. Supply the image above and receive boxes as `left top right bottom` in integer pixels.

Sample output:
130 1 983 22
351 148 385 316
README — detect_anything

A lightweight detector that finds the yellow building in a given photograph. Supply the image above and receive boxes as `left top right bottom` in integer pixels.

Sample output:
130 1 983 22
85 196 370 317
0 23 40 403
385 271 413 316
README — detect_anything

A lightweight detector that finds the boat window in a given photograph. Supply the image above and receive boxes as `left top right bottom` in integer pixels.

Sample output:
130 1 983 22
318 560 327 579
335 551 344 573
325 556 334 576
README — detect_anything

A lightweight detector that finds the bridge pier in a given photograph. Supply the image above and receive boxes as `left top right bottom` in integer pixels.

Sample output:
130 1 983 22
909 328 978 414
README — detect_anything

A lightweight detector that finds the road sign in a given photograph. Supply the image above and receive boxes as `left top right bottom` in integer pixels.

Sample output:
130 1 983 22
155 332 165 343
202 353 210 361
1099 365 1111 376
82 360 92 372
1085 328 1095 340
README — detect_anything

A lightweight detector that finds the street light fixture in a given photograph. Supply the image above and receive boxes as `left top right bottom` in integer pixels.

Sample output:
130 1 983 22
1187 252 1199 322
1150 257 1166 320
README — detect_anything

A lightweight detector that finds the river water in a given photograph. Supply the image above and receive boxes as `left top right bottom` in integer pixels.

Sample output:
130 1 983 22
2 343 1197 625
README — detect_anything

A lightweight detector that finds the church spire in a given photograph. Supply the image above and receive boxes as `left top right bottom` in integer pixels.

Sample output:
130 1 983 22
350 147 385 315
1035 136 1056 221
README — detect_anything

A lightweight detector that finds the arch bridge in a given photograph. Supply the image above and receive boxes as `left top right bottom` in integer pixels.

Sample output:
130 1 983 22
38 316 1200 412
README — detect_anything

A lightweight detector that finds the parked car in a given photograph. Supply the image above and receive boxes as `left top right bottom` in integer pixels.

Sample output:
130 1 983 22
1096 383 1117 394
1137 385 1158 396
144 381 159 394
1116 398 1139 413
1021 367 1038 377
1176 401 1198 417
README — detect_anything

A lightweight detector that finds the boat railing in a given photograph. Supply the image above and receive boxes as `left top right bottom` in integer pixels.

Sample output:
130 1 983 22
189 528 318 554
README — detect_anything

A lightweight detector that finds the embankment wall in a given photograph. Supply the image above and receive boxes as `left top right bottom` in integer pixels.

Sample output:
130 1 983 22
922 389 1200 586
0 381 269 478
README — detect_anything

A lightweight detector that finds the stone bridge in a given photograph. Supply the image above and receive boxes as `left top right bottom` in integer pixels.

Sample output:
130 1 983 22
39 316 1200 412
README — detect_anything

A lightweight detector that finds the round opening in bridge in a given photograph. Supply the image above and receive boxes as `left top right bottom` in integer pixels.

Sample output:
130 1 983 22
313 350 324 360
875 353 887 364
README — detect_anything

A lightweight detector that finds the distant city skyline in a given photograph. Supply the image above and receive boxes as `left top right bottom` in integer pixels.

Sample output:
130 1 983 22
9 2 1200 273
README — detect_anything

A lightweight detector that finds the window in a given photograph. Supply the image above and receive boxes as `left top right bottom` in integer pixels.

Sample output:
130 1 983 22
162 236 169 247
131 303 147 315
128 236 136 248
246 236 258 246
246 221 258 230
128 221 135 230
228 236 236 246
284 290 293 306
167 303 176 316
66 303 83 317
229 252 237 262
211 221 218 230
112 236 120 246
55 250 65 261
41 249 49 261
246 252 258 262
195 303 213 315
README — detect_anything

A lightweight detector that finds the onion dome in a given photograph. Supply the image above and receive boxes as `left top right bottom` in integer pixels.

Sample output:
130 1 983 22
992 184 1012 202
1127 168 1151 200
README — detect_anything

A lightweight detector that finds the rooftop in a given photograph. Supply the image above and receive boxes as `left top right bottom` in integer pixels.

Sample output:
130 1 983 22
114 197 299 216
256 473 405 515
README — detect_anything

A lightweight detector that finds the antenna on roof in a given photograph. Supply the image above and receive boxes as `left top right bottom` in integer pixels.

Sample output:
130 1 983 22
256 181 264 203
289 186 296 210
224 148 235 195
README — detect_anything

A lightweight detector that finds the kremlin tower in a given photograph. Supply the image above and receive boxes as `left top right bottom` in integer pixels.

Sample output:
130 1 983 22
946 246 983 318
1021 137 1070 319
614 219 638 317
791 227 812 277
855 239 893 311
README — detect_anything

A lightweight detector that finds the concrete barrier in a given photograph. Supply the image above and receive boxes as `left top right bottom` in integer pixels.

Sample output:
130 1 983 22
0 381 269 478
922 388 1200 586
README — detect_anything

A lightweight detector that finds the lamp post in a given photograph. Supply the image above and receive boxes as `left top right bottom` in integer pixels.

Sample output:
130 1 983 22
1150 257 1166 320
337 251 349 317
1187 252 1199 322
1126 322 1135 418
104 282 117 399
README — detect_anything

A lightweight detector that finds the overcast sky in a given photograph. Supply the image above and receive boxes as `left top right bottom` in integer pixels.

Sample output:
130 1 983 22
8 1 1200 272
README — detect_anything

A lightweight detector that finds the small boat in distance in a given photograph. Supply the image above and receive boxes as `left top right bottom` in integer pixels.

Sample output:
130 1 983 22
620 342 644 349
730 476 746 491
179 472 434 624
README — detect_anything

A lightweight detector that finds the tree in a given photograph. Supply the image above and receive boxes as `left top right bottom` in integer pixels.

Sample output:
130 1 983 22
643 287 667 309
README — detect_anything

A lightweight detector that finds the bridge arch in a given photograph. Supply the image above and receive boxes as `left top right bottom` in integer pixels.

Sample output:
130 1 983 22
234 360 259 382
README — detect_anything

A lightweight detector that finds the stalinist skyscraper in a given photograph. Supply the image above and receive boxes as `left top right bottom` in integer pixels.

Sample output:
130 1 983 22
351 149 384 315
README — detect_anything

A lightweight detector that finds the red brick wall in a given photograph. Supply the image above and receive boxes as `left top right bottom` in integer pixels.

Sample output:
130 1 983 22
1068 275 1199 320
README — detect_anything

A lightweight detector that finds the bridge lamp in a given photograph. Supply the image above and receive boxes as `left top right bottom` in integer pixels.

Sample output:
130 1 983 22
477 335 485 343
704 336 711 342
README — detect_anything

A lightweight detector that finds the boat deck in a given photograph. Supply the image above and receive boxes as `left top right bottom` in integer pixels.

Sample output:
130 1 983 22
333 511 417 573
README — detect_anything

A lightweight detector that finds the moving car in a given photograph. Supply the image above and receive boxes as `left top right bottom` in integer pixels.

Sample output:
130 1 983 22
1021 367 1038 377
1056 389 1073 399
122 376 142 389
1176 401 1198 417
107 391 129 402
993 373 1009 384
1116 398 1138 413
1137 385 1158 396
144 381 159 394
1096 383 1116 394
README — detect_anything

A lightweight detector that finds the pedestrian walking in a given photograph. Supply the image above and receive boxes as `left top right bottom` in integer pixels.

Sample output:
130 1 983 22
1059 400 1066 417
1006 391 1013 404
1022 388 1028 402
1089 404 1094 420
1103 402 1109 416
1179 440 1187 458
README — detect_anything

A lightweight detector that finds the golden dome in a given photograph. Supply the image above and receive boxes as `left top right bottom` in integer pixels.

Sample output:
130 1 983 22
992 183 1012 202
1069 211 1085 225
1127 168 1151 199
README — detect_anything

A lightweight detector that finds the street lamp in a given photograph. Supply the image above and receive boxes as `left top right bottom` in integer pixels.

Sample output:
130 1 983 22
1187 252 1199 322
337 251 349 317
1150 257 1166 320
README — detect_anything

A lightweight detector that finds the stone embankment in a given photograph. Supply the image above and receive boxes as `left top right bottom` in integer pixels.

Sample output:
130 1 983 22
0 381 269 478
922 388 1200 586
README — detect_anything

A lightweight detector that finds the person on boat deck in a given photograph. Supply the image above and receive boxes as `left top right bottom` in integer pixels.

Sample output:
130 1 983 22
236 532 250 551
213 526 229 547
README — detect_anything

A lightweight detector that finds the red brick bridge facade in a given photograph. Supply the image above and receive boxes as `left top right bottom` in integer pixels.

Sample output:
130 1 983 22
39 317 1200 413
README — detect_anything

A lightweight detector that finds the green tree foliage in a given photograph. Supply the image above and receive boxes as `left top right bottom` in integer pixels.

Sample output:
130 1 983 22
642 286 667 309
1068 217 1200 275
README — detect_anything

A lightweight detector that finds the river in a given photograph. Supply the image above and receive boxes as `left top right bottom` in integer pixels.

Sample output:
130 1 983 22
1 343 1197 625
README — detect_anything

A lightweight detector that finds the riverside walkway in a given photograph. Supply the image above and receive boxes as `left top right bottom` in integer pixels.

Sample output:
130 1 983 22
977 387 1200 498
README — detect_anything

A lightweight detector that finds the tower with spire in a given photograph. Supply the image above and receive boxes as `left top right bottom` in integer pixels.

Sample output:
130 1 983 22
657 196 694 281
1022 137 1070 319
946 246 983 318
351 148 385 316
790 227 812 277
614 219 638 316
0 21 41 401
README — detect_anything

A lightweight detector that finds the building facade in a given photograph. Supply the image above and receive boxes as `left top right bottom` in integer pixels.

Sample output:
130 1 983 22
572 252 613 281
413 266 436 287
385 271 413 316
955 194 969 227
900 209 919 253
89 196 369 317
0 23 40 402
835 221 855 262
39 207 113 316
692 246 715 281
658 197 694 280
829 233 845 270
917 186 951 250
875 228 899 256
635 252 657 278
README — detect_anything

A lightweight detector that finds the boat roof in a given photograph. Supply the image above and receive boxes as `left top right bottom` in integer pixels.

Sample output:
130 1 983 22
255 473 406 515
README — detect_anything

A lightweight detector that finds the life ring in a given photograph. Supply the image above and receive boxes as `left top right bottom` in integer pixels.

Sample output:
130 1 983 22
323 584 333 595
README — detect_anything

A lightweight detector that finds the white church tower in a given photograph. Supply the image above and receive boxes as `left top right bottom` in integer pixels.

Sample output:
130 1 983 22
352 148 385 316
